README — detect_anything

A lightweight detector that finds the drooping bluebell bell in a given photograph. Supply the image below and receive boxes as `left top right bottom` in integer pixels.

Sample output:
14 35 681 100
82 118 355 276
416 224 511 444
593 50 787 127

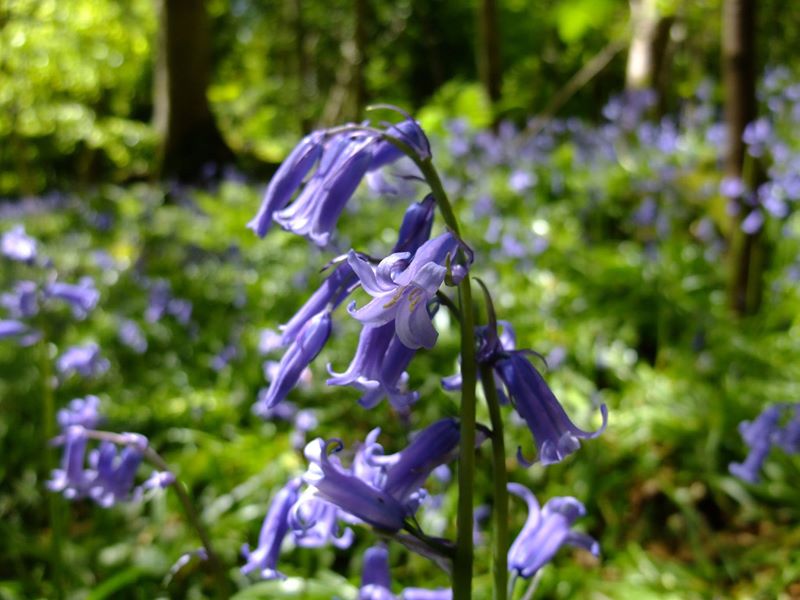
254 310 331 412
241 478 303 580
400 589 452 600
48 426 94 499
1 225 37 263
495 352 607 466
1 281 39 318
359 545 394 600
327 322 418 410
44 277 100 319
370 418 461 513
86 433 148 507
56 343 110 379
247 131 326 238
729 405 783 483
507 482 599 579
302 438 407 532
274 135 375 246
348 232 460 349
289 496 354 549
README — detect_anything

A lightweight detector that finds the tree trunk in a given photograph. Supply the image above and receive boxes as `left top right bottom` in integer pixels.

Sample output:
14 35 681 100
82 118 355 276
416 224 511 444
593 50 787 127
722 0 763 315
154 0 233 181
477 0 502 112
626 0 674 112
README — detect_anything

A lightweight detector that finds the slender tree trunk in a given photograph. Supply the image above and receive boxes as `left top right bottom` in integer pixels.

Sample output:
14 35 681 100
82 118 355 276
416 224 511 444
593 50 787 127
154 0 233 181
626 0 674 112
477 0 502 112
723 0 763 315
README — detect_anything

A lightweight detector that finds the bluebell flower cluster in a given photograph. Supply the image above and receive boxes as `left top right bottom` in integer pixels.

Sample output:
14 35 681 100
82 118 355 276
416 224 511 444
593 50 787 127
729 403 800 483
48 397 173 506
243 114 604 592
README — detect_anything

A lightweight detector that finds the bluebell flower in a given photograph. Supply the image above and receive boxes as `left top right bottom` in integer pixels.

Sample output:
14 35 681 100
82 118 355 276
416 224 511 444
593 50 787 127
57 395 103 429
44 277 99 319
0 319 39 345
1 225 37 262
302 438 407 532
372 418 461 513
247 131 326 238
86 434 148 507
507 483 599 579
289 496 354 549
495 352 607 466
254 310 331 412
118 319 147 353
359 545 394 600
369 117 431 168
241 478 303 580
145 280 172 323
290 408 318 450
56 343 110 378
327 323 418 409
47 426 93 499
1 281 39 318
274 135 374 246
729 405 783 483
348 232 460 349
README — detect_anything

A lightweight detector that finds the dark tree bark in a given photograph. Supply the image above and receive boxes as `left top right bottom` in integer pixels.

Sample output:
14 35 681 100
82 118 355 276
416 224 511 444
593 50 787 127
477 0 502 112
154 0 234 181
722 0 764 315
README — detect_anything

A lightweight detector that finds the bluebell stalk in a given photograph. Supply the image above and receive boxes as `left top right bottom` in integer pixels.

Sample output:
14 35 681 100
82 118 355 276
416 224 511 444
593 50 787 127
507 483 599 579
241 478 302 580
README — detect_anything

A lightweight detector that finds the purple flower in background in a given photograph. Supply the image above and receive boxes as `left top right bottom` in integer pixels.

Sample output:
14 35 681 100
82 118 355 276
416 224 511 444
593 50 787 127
290 408 319 450
740 210 764 234
0 319 32 340
302 438 407 532
56 343 110 378
118 319 147 353
508 170 536 194
57 395 102 429
1 225 37 263
507 483 599 578
258 328 284 354
729 405 783 483
496 352 607 466
742 118 772 157
47 426 94 499
167 298 192 325
401 589 452 600
775 404 800 454
254 310 331 412
1 281 38 318
86 434 148 507
348 232 460 349
241 478 303 580
359 545 394 600
45 277 99 319
145 280 171 322
720 176 746 199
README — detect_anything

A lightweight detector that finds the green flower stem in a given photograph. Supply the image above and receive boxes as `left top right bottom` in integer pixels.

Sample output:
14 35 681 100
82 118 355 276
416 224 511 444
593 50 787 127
480 364 509 600
415 157 477 599
83 431 230 598
41 338 64 599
